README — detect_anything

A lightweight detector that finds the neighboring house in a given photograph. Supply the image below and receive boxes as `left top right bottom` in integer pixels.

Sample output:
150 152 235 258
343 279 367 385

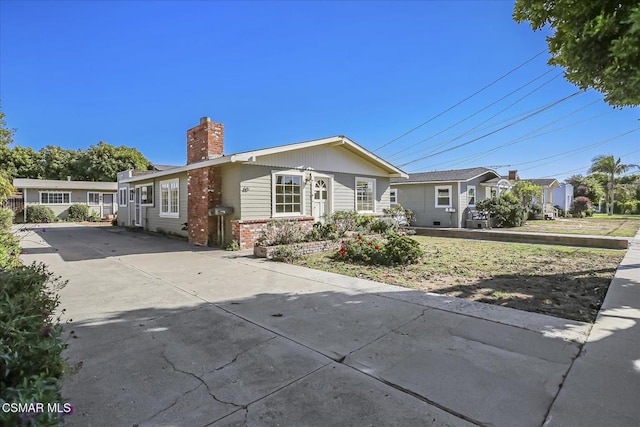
12 178 118 221
552 183 573 212
390 167 500 228
116 117 407 249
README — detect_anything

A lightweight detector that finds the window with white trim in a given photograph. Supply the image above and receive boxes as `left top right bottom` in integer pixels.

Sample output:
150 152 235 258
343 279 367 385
435 185 452 208
274 174 302 215
119 188 128 206
40 192 70 204
138 184 154 206
467 185 476 207
355 177 375 212
129 189 135 202
88 192 100 206
389 188 398 206
160 178 179 217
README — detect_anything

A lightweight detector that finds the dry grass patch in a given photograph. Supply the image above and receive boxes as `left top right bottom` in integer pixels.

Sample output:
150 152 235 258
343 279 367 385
292 236 625 323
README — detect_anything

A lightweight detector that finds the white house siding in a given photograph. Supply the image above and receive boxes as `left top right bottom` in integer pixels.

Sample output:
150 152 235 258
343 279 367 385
552 183 573 211
25 188 116 220
251 145 389 177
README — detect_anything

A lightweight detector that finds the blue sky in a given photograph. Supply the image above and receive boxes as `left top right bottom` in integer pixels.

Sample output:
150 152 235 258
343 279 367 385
1 1 638 181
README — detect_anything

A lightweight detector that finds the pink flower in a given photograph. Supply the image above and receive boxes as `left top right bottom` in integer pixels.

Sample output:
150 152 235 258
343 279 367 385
42 326 52 336
374 245 380 250
368 241 373 246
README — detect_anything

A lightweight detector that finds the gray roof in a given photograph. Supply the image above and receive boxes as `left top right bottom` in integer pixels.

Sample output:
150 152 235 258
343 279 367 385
13 178 117 191
391 167 499 184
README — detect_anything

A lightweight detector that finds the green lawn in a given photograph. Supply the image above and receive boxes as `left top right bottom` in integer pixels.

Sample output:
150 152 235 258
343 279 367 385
517 216 640 237
292 236 625 323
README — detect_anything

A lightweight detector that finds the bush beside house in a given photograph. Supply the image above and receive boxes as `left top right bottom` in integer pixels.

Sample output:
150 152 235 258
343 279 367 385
0 207 69 426
476 193 528 227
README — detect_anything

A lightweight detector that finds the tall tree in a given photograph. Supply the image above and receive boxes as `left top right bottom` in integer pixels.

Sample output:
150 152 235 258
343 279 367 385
0 103 16 147
74 142 151 181
40 145 78 180
588 155 639 214
514 0 640 107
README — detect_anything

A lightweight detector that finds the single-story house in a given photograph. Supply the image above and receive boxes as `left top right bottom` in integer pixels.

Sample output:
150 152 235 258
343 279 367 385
116 117 407 248
12 178 118 221
390 167 500 228
478 170 562 219
552 183 574 212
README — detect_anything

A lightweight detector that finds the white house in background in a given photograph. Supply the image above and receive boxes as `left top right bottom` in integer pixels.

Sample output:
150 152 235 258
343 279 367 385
12 178 118 221
552 183 574 212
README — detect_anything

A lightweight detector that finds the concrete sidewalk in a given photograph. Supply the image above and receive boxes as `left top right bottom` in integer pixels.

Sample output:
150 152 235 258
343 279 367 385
14 223 639 426
544 231 640 426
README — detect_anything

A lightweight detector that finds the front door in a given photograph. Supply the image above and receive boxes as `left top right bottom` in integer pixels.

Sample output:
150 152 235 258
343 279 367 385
135 187 142 226
102 194 113 217
312 179 329 222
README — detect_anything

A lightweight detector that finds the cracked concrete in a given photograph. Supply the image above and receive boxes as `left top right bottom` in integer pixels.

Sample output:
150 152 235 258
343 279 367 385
17 223 616 426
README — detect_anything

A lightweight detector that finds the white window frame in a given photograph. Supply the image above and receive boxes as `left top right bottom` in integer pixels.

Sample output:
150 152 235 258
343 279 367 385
129 188 135 202
119 188 128 207
467 185 476 207
87 192 101 206
272 170 305 217
435 185 452 208
355 177 376 213
389 188 398 206
159 178 179 218
39 191 71 205
136 183 154 206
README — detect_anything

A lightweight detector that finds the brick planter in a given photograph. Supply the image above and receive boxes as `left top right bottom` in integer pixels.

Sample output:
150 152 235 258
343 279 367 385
254 239 342 259
231 217 315 250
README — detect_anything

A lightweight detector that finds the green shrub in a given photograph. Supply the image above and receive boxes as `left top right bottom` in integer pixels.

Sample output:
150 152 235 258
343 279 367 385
224 240 241 251
26 205 56 224
87 212 101 222
0 207 14 231
325 210 360 236
305 222 338 242
370 217 398 234
67 204 90 222
334 231 424 266
0 230 21 271
383 204 416 226
0 263 68 426
476 193 527 227
256 219 307 247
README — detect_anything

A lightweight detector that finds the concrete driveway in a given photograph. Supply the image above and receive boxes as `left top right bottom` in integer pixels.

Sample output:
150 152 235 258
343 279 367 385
17 223 593 426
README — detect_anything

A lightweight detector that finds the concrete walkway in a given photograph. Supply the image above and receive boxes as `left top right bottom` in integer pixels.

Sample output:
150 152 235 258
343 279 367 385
14 224 638 426
544 230 640 426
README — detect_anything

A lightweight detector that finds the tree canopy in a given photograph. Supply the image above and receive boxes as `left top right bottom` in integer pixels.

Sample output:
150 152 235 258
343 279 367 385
514 0 640 107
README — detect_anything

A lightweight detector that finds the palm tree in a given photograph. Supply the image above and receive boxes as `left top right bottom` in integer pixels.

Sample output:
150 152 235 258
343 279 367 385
588 155 639 215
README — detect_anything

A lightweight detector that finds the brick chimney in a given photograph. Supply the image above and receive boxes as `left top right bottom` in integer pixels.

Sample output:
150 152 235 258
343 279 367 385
508 170 519 181
186 117 224 246
186 117 224 165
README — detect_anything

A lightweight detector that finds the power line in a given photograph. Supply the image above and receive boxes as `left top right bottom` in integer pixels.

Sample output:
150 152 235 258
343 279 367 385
399 90 583 168
372 49 547 152
392 73 563 163
417 100 607 170
386 69 558 160
535 149 640 179
516 128 640 172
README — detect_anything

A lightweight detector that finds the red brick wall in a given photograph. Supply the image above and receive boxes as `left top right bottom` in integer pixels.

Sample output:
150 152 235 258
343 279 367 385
187 117 224 165
187 165 222 246
231 217 315 249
